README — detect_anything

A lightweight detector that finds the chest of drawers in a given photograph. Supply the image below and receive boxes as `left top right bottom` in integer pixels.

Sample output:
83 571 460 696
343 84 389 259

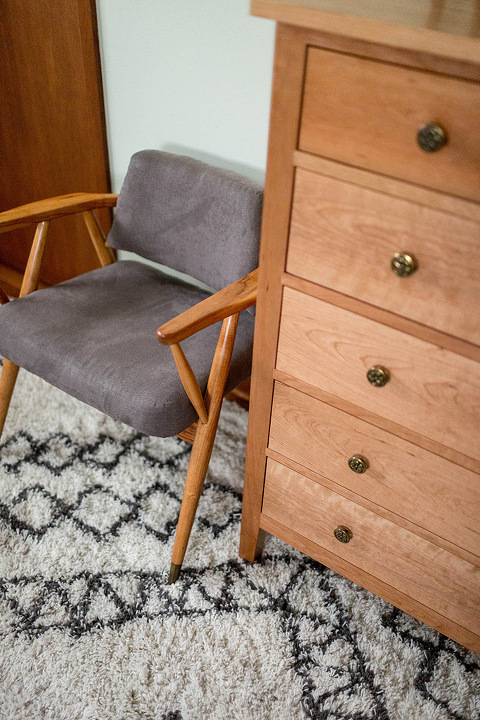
240 0 480 653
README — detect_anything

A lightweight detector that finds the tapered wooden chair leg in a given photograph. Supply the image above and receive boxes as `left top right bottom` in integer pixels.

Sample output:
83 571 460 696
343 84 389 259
168 413 221 583
0 221 49 440
168 313 240 584
0 360 20 439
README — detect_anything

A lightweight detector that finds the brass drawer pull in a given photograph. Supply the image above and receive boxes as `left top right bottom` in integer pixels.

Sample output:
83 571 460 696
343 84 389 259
348 455 369 474
334 526 353 543
417 123 447 153
391 252 418 277
367 366 390 387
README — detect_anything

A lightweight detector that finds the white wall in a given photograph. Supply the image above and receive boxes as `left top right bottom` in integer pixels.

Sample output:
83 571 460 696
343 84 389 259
96 0 275 192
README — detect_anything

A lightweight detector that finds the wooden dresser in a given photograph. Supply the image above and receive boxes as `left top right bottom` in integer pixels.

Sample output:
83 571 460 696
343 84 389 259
240 0 480 654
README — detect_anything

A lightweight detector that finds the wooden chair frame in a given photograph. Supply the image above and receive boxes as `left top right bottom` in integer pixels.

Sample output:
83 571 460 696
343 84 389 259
0 194 258 583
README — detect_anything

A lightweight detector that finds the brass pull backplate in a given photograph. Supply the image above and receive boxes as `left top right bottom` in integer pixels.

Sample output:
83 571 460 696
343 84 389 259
334 526 353 544
348 455 369 474
417 123 447 153
391 252 417 277
367 366 390 387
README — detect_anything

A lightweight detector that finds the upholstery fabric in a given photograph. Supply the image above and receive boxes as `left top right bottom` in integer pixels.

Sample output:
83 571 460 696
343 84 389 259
108 151 263 291
0 261 255 437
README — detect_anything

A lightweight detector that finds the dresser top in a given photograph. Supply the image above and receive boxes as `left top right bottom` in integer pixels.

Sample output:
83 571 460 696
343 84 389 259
251 0 480 64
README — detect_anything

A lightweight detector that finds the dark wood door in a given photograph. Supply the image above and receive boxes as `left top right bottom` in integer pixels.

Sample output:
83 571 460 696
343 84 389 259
0 0 111 293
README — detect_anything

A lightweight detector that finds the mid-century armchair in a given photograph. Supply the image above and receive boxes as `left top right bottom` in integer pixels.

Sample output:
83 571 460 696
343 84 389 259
0 150 262 583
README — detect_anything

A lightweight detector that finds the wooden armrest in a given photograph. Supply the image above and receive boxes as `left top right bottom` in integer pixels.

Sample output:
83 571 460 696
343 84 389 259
0 193 118 233
157 268 258 345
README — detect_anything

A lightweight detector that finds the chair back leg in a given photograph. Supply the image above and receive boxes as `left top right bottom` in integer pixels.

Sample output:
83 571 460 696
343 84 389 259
0 222 51 440
0 360 20 439
168 313 240 583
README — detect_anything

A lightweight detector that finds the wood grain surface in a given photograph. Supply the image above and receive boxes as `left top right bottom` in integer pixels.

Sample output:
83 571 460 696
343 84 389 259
251 0 480 64
262 457 480 634
269 381 480 558
276 288 480 461
287 169 480 344
0 0 111 287
299 48 480 201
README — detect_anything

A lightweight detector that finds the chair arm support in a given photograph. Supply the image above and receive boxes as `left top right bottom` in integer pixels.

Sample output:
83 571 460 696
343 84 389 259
157 268 258 346
0 193 118 234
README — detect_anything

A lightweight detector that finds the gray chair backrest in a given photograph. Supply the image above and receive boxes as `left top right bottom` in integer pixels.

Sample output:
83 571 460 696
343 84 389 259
108 150 263 290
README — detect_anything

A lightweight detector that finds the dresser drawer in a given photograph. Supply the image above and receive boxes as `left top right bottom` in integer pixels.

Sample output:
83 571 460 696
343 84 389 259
263 458 480 634
287 169 480 345
276 288 480 461
299 48 480 202
269 382 480 558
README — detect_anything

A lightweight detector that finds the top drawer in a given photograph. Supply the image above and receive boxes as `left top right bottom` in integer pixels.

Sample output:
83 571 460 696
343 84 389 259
299 48 480 202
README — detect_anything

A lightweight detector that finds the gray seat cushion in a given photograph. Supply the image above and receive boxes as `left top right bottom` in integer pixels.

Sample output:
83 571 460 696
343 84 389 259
0 261 255 437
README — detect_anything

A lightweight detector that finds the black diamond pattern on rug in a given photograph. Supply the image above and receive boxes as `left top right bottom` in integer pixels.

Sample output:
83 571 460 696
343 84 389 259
1 406 479 720
2 557 479 718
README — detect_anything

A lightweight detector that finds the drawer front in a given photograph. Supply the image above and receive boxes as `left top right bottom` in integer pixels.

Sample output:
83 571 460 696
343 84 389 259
299 48 480 202
287 169 480 345
263 458 480 634
269 382 480 558
276 288 480 461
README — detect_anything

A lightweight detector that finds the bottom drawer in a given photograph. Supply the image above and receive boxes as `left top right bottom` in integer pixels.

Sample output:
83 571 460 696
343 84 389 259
262 458 480 635
269 382 480 558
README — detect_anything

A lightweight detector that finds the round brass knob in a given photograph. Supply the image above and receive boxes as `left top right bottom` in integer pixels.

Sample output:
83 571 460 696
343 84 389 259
417 123 447 153
348 455 369 474
334 526 353 544
367 366 390 387
391 252 418 277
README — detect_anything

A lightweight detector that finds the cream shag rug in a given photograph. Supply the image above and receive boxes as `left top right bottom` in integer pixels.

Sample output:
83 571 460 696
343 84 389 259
0 364 479 720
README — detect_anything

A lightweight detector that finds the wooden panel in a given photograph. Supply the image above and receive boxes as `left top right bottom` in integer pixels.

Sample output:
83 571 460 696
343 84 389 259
0 0 111 287
283 274 480 364
254 21 480 82
240 24 308 562
252 0 480 36
269 381 480 558
293 152 480 223
299 48 480 201
251 1 480 65
287 169 480 344
262 458 480 634
274 368 480 474
276 288 480 461
267 445 480 566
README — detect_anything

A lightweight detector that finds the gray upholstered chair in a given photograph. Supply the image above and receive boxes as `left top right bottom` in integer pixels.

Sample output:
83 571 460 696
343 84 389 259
0 150 262 583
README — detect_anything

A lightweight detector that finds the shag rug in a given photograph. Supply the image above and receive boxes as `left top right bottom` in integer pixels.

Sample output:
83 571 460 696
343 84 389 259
0 364 479 720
